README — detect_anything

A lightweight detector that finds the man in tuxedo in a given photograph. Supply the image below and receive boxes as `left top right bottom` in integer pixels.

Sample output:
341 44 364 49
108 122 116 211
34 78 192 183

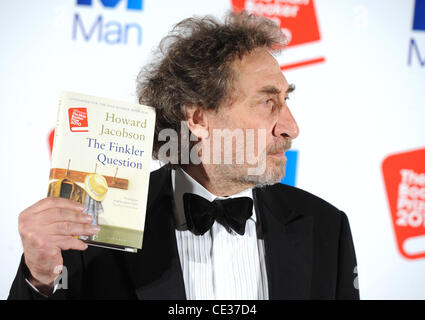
9 12 359 299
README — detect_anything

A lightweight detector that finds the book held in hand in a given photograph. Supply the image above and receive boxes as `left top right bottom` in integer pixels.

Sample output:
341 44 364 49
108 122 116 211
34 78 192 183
48 91 156 252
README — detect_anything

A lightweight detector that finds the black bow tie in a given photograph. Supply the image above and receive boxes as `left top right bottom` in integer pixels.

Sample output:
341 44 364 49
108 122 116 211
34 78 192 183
183 193 253 236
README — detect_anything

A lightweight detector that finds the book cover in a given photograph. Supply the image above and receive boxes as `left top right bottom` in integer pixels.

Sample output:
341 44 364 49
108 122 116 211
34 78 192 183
48 91 156 252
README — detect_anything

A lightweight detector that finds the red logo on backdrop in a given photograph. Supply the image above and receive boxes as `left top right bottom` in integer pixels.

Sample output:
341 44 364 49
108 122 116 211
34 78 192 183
382 147 425 260
68 107 89 132
231 0 325 70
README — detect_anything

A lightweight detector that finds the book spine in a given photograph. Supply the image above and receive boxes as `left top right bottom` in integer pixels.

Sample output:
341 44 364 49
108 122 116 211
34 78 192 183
48 94 67 186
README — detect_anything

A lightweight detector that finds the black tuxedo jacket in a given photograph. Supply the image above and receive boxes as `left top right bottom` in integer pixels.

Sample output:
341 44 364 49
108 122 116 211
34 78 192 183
9 166 359 300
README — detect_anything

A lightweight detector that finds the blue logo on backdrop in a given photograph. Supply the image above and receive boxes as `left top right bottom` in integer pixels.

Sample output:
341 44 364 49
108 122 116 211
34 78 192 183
76 0 143 10
413 0 425 31
408 0 425 67
73 0 143 45
280 150 298 187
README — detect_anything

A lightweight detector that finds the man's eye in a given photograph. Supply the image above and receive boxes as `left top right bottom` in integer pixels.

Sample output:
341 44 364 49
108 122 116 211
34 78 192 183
284 96 290 102
264 99 274 106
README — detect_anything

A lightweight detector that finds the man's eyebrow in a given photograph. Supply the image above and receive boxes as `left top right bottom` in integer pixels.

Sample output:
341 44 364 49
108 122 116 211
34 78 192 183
258 86 281 95
257 83 295 95
286 83 295 94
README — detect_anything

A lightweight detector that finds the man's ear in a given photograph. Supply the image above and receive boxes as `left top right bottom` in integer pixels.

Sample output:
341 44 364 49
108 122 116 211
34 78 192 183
184 105 209 139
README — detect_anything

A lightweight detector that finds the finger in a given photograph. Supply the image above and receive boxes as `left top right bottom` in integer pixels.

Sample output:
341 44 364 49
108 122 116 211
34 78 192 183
24 197 84 215
53 236 89 251
48 221 100 237
39 208 93 225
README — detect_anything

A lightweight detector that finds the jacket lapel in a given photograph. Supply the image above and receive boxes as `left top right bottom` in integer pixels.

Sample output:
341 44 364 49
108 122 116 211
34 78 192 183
254 186 314 299
124 166 186 300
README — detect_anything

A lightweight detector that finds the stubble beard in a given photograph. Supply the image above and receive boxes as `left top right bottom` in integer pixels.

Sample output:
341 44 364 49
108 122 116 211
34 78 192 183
240 156 286 187
211 138 291 189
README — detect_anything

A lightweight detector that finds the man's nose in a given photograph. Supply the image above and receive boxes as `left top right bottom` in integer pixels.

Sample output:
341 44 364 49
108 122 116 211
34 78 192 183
272 106 299 139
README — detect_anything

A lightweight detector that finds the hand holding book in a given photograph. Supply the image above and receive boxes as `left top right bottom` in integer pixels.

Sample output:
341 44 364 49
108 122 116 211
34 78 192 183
18 197 100 295
17 92 155 295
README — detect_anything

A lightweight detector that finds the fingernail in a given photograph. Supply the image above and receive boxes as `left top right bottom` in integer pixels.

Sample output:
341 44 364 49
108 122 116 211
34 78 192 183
83 216 93 222
77 204 84 211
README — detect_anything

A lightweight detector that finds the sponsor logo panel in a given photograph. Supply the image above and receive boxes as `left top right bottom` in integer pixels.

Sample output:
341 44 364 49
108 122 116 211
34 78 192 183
382 147 425 260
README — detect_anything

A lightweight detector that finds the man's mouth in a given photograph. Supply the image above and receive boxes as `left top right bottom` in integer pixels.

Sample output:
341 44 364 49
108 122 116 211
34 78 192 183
267 139 291 158
268 150 287 159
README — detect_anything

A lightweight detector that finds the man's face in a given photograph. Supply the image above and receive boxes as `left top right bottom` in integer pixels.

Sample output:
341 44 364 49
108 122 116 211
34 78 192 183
204 48 299 186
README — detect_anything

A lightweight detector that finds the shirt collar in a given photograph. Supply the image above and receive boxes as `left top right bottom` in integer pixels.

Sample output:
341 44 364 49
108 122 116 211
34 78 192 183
171 168 256 229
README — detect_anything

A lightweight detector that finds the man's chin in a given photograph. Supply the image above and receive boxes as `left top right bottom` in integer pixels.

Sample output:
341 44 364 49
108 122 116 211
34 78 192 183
238 159 286 187
211 156 287 187
267 154 286 173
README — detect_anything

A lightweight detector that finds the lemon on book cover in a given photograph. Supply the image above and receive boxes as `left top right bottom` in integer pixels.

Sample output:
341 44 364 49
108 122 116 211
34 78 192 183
84 173 108 201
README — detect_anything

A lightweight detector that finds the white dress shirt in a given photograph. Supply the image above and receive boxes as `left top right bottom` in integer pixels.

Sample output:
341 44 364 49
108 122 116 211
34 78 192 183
172 168 269 300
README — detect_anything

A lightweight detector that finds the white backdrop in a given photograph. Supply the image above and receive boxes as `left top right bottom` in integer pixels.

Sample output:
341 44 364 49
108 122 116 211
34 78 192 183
1 0 424 299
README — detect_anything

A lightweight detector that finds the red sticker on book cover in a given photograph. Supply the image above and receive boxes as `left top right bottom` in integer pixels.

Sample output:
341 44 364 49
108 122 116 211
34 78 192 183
231 0 321 47
382 147 425 259
68 107 89 132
